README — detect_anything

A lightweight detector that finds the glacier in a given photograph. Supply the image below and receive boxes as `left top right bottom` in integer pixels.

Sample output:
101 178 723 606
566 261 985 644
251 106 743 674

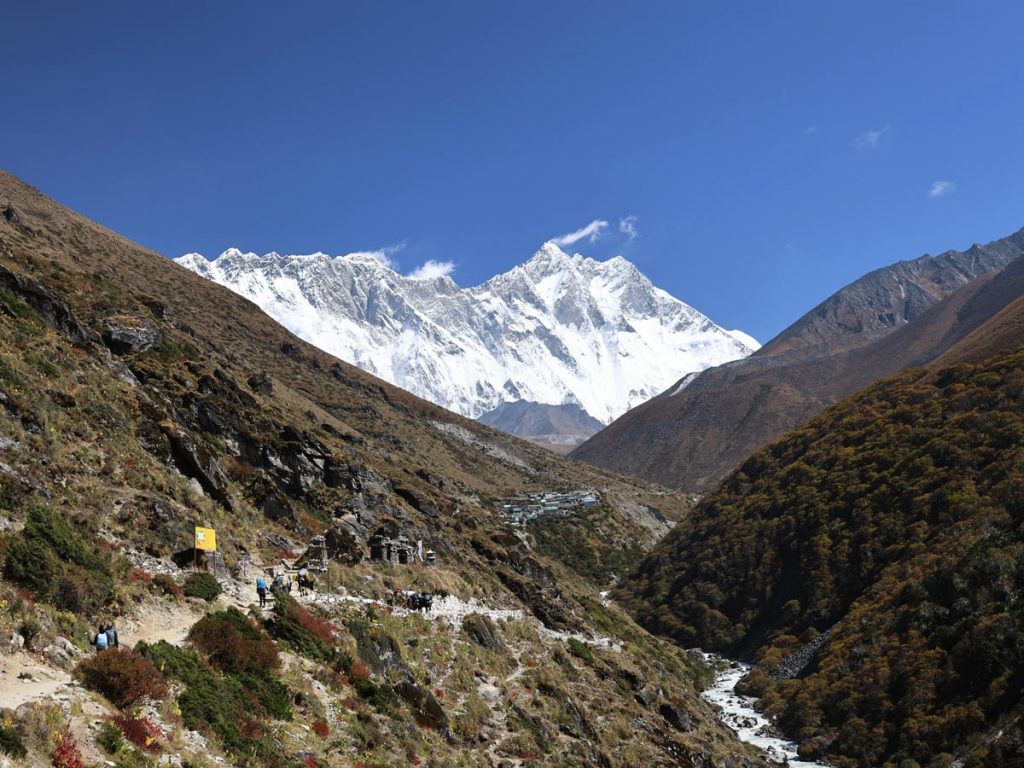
175 242 758 425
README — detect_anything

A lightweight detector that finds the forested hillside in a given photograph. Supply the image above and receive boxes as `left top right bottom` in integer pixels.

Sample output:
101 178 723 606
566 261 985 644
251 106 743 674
619 326 1024 767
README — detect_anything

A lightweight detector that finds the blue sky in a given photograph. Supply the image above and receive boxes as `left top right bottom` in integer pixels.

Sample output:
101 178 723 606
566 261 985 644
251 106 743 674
3 2 1023 342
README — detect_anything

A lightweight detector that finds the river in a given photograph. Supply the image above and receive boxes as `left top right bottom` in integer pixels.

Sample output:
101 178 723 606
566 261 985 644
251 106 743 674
702 654 830 767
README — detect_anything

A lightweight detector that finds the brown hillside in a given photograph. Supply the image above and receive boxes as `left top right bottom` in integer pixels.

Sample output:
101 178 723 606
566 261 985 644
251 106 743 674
573 233 1024 492
0 171 758 768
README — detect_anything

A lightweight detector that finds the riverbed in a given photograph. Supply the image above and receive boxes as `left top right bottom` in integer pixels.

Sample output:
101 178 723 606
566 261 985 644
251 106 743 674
702 654 830 767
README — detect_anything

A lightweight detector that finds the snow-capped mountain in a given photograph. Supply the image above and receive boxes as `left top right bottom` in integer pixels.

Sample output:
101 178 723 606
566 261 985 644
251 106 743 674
175 243 758 427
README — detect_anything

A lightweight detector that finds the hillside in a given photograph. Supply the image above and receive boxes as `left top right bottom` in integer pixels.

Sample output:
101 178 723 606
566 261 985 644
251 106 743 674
617 308 1024 767
0 172 761 768
573 230 1024 491
477 400 605 452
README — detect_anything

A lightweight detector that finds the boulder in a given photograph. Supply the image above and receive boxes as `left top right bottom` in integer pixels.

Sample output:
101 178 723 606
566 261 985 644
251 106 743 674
462 613 503 652
102 316 163 354
659 702 695 732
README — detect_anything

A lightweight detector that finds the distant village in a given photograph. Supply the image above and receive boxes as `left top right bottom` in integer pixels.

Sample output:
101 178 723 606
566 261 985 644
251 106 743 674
496 490 600 526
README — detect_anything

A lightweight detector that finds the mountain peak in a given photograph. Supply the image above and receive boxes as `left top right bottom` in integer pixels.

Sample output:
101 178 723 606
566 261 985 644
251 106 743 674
179 241 757 426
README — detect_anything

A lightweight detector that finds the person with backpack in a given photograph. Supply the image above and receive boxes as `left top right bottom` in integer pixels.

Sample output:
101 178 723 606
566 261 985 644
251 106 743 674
256 575 268 607
105 622 119 648
93 624 109 652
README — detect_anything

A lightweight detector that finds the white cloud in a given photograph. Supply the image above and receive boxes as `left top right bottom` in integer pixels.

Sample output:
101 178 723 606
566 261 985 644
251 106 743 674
618 215 639 241
550 219 609 248
928 180 957 199
342 240 406 270
407 259 456 280
853 124 890 150
804 125 818 135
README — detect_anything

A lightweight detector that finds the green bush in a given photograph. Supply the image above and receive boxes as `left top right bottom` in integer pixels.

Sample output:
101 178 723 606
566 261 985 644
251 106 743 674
566 637 594 664
0 724 27 758
3 505 114 613
140 638 292 763
266 590 336 661
182 572 221 601
96 720 124 754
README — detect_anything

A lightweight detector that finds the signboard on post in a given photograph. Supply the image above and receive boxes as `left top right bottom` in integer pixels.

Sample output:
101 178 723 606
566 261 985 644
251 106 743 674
194 526 217 552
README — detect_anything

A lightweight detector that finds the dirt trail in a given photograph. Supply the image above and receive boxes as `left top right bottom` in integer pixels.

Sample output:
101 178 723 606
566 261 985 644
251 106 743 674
0 651 72 709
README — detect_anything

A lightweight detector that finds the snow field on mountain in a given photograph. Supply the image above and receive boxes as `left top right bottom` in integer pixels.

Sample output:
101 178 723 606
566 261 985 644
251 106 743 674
177 243 758 424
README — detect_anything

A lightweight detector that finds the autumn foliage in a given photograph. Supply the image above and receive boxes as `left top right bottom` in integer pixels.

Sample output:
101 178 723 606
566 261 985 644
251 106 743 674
621 346 1024 766
74 648 168 708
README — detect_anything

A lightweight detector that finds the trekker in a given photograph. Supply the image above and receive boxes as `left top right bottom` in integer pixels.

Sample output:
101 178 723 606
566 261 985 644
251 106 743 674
93 625 109 652
105 622 119 648
271 572 285 591
256 576 268 607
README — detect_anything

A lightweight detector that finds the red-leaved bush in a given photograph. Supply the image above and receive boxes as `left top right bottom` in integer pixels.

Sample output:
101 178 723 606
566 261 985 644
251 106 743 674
312 720 329 739
112 714 163 754
74 648 168 708
187 607 279 673
50 727 83 768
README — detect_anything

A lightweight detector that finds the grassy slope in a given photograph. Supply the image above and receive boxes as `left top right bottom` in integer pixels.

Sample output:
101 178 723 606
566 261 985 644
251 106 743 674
0 171 757 767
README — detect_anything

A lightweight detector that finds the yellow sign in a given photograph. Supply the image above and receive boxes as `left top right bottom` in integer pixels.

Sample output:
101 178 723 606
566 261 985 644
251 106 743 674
194 526 217 552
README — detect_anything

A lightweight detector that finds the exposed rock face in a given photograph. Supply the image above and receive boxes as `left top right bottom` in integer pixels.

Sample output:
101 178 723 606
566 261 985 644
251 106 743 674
2 203 21 224
575 229 1024 491
159 422 234 511
0 264 94 346
462 613 504 652
102 316 163 354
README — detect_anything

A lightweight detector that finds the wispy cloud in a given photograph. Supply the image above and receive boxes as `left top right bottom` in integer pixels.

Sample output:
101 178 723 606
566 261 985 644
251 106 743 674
804 125 818 135
853 124 890 150
550 219 609 248
618 215 639 241
406 259 456 280
343 241 406 269
928 180 957 199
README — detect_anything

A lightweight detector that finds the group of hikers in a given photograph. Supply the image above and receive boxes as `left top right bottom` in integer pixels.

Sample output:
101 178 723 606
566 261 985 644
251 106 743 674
255 568 318 607
91 622 119 651
387 588 436 613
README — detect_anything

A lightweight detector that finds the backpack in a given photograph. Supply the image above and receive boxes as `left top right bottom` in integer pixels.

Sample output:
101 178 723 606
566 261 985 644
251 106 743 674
256 577 267 590
106 628 118 647
95 632 108 650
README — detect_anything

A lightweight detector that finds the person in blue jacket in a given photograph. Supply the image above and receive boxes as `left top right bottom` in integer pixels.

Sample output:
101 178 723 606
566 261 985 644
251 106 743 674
256 575 268 607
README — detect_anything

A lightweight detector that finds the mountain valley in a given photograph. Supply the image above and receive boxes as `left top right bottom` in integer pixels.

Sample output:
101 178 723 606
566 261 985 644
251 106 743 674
0 172 762 768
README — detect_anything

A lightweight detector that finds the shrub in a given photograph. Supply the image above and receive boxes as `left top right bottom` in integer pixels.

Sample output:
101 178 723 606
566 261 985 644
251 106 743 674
139 639 292 760
0 724 27 758
95 720 124 754
188 607 279 673
3 505 114 613
151 573 182 598
311 721 329 739
182 572 221 601
50 726 84 768
566 638 595 664
74 648 168 708
266 590 336 661
112 715 163 754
